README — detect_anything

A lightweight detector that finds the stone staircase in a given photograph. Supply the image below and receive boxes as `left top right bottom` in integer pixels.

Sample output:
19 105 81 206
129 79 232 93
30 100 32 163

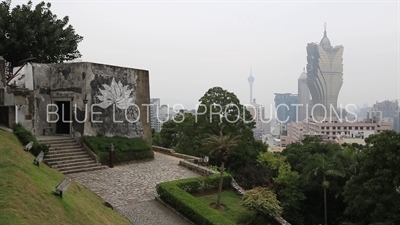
38 136 108 175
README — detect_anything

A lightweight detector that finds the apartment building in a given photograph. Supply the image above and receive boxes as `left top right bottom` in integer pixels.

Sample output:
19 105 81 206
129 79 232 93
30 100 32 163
281 116 392 147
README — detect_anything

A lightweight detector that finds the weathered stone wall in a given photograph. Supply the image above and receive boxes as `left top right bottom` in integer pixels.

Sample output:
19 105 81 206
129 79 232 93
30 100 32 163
152 146 200 161
32 62 151 143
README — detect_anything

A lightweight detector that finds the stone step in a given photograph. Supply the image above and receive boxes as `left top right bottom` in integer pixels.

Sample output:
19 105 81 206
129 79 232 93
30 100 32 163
47 148 84 154
55 162 101 171
46 142 81 147
39 137 105 175
47 143 81 148
45 154 92 162
51 160 98 169
46 157 95 166
46 151 88 158
61 165 108 175
39 139 77 144
36 137 75 143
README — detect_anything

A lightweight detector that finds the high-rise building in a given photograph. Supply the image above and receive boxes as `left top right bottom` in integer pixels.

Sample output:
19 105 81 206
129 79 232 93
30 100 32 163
372 100 399 120
393 111 400 132
158 104 177 123
150 98 161 132
248 68 254 104
298 68 311 121
306 23 344 117
247 99 270 140
274 93 298 124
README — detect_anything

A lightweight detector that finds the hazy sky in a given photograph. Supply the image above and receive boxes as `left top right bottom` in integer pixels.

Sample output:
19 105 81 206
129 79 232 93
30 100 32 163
13 0 399 110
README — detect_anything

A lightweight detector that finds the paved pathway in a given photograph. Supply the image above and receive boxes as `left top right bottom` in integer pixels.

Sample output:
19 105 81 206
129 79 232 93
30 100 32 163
69 152 200 225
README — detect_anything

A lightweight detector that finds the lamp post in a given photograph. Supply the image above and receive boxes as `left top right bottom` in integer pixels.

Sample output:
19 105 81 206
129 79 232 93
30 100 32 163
109 143 115 168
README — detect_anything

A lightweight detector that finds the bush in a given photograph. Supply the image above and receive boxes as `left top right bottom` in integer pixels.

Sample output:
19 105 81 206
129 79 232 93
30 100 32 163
12 123 49 157
156 173 235 225
83 135 154 164
242 187 283 218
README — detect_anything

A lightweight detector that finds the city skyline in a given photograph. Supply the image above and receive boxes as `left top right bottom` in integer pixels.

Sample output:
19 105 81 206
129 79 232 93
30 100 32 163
17 1 399 109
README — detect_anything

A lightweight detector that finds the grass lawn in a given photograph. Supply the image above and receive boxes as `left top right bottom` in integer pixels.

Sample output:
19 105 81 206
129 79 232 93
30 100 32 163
196 190 273 225
0 130 131 225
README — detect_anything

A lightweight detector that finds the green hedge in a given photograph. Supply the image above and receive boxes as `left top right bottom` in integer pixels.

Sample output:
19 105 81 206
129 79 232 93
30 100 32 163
83 136 154 164
156 173 235 225
12 123 49 157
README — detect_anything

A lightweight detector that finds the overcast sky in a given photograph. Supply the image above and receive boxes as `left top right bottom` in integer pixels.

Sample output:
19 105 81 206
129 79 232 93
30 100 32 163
14 0 399 111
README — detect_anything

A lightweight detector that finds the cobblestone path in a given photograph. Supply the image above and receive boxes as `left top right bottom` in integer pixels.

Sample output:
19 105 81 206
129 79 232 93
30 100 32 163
69 152 200 225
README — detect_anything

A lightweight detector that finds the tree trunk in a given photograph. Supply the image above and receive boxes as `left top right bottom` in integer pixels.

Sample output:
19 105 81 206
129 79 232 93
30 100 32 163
216 161 225 209
324 175 327 225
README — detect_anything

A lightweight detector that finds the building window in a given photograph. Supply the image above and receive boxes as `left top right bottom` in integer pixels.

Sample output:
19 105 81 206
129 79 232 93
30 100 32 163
355 127 358 130
371 127 375 130
344 127 347 130
360 127 364 130
367 127 370 130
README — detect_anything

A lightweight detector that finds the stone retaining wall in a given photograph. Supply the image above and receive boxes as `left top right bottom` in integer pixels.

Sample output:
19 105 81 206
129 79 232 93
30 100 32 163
152 146 199 161
178 160 217 176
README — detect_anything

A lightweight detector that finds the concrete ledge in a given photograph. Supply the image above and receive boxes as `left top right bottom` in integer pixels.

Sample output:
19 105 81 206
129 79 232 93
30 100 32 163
152 146 200 161
152 146 175 154
178 160 217 176
82 142 101 163
155 197 195 225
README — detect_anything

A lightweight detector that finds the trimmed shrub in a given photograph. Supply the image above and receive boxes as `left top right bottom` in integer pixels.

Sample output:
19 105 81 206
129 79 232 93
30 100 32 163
12 123 49 157
156 173 235 225
83 135 154 164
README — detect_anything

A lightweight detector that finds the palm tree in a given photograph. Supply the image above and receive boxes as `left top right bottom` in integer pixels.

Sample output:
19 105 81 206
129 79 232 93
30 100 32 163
305 153 345 225
204 129 241 209
335 147 358 176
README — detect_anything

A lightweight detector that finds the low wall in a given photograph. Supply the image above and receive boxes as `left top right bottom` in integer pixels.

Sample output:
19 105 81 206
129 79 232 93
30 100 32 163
178 160 217 176
82 142 101 163
152 146 200 161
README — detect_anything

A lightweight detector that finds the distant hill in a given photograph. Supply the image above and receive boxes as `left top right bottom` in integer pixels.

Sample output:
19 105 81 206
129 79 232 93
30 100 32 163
0 130 131 225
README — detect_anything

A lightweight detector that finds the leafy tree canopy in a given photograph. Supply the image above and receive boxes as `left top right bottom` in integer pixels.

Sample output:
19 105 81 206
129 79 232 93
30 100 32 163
258 151 306 225
0 0 83 69
343 130 400 224
158 87 269 189
280 137 350 225
158 119 179 149
242 187 283 219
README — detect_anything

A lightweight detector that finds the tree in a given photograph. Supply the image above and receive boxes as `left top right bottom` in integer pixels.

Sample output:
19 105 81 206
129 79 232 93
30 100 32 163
258 151 306 225
195 87 263 182
196 86 255 137
204 129 241 209
242 187 283 221
152 131 162 146
0 1 83 71
343 130 400 224
281 139 352 224
159 120 179 148
304 154 345 225
335 146 358 176
168 87 268 188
